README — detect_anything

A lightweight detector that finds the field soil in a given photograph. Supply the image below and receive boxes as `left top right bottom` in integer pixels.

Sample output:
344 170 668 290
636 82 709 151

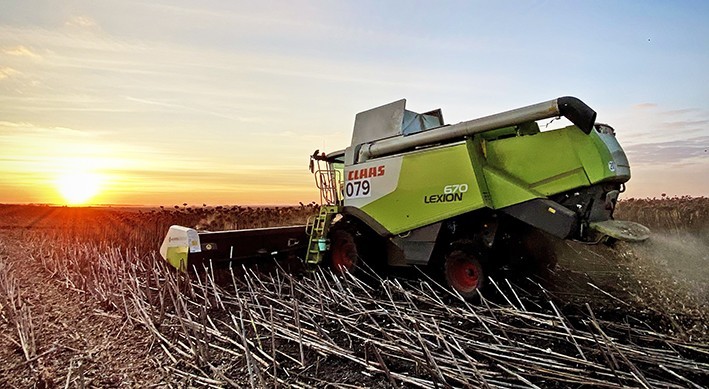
0 199 707 388
0 229 167 387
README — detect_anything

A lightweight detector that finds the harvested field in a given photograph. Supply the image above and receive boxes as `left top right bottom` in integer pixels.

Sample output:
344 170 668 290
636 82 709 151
0 199 707 388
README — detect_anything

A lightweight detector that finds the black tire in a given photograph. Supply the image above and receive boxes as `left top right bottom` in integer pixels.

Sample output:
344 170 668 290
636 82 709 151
325 218 384 277
328 229 359 274
443 249 485 298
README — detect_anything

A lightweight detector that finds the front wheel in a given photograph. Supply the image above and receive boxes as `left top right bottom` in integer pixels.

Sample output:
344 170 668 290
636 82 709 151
444 250 484 298
328 229 359 274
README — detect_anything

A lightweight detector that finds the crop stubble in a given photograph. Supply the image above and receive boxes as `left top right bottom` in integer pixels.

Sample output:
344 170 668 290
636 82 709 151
0 198 706 388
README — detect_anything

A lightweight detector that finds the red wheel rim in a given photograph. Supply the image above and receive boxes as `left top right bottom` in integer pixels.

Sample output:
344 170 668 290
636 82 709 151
331 236 357 273
446 256 481 293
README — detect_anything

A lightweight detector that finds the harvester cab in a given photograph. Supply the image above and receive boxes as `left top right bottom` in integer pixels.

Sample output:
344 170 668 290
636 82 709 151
160 96 650 297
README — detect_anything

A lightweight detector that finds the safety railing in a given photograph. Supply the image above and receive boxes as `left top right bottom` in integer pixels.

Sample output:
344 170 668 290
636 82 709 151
314 168 342 205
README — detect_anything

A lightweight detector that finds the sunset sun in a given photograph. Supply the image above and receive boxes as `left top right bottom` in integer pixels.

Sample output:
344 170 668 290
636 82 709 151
55 171 103 205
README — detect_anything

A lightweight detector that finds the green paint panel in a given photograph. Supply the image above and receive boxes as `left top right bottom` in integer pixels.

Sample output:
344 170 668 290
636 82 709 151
572 129 617 183
484 128 590 196
352 125 629 235
482 165 542 209
362 143 485 234
166 246 188 271
483 126 625 208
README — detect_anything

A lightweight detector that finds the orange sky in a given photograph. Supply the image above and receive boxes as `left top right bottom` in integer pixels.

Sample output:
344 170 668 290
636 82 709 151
1 1 707 206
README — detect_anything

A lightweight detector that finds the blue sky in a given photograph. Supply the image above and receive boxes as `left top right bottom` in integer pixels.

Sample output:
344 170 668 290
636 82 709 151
1 0 707 205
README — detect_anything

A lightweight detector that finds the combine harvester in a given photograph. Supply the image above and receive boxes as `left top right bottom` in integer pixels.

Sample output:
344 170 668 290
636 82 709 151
161 97 650 297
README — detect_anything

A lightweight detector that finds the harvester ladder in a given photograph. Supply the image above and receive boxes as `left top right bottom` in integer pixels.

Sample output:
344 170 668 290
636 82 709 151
305 152 343 265
304 205 339 265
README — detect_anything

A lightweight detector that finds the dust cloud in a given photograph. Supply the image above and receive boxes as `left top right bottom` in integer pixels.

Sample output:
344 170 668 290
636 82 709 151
630 230 709 300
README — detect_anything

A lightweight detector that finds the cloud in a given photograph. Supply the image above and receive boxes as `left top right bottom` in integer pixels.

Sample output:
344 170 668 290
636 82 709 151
2 45 41 59
95 165 316 206
664 108 701 116
65 16 98 29
632 103 658 110
660 119 709 129
124 96 245 121
0 121 33 128
624 136 709 165
104 165 307 188
608 102 709 146
0 121 93 137
0 67 19 80
618 102 709 167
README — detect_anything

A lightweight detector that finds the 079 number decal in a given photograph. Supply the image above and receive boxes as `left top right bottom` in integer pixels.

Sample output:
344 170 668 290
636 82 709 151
345 179 371 199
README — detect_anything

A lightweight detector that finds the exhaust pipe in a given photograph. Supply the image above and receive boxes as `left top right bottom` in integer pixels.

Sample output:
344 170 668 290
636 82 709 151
359 96 596 162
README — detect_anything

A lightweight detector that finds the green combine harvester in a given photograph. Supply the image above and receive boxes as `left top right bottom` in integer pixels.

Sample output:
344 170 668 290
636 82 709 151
160 96 650 297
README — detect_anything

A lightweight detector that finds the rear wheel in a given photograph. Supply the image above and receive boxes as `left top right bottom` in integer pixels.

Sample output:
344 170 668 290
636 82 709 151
444 250 484 298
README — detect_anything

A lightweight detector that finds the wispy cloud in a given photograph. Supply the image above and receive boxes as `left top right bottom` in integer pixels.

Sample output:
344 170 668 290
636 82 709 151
98 167 315 205
2 45 41 59
632 103 657 110
0 67 19 80
609 103 709 145
124 96 246 121
0 120 32 128
660 119 709 130
65 15 99 29
0 120 94 137
624 136 709 165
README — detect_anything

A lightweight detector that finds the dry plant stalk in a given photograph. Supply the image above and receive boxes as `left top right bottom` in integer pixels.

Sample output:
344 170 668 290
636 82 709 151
14 201 708 389
0 253 37 362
